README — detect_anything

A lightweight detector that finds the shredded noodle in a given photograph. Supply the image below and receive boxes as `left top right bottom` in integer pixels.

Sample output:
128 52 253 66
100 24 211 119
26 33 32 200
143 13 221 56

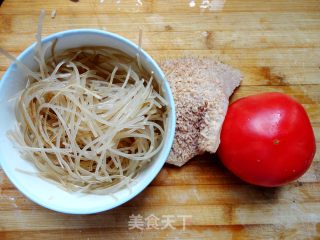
3 11 167 194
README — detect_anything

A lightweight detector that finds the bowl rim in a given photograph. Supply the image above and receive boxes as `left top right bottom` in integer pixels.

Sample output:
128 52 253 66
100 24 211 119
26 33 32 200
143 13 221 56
0 29 176 214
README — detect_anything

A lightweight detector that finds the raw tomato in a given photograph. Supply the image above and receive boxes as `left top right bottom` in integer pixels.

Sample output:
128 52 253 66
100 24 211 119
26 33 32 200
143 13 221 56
218 92 316 187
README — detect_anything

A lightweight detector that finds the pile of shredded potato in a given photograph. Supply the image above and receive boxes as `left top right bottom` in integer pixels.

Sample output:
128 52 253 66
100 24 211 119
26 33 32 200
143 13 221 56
5 11 167 194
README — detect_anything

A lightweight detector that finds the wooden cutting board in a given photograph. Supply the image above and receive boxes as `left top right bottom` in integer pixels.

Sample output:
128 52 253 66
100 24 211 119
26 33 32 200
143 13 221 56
0 0 319 239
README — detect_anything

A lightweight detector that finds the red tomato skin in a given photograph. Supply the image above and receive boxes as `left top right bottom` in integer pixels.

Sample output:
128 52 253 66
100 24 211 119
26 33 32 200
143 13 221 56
218 92 316 187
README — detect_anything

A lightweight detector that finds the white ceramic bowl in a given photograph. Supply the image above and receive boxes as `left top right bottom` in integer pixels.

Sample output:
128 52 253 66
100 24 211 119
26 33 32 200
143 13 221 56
0 29 176 214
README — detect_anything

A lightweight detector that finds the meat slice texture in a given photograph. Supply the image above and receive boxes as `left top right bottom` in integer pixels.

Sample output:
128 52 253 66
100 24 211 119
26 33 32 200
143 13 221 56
159 58 242 167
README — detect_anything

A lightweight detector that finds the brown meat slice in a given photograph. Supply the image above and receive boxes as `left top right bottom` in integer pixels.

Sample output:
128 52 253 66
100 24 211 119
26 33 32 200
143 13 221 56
159 58 242 167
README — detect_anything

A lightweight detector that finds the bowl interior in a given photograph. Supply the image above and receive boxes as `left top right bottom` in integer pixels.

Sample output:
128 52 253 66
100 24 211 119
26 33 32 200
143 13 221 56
0 30 175 214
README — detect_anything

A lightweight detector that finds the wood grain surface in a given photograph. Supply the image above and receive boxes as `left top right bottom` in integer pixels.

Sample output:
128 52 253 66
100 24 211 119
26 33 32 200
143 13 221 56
0 0 320 239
